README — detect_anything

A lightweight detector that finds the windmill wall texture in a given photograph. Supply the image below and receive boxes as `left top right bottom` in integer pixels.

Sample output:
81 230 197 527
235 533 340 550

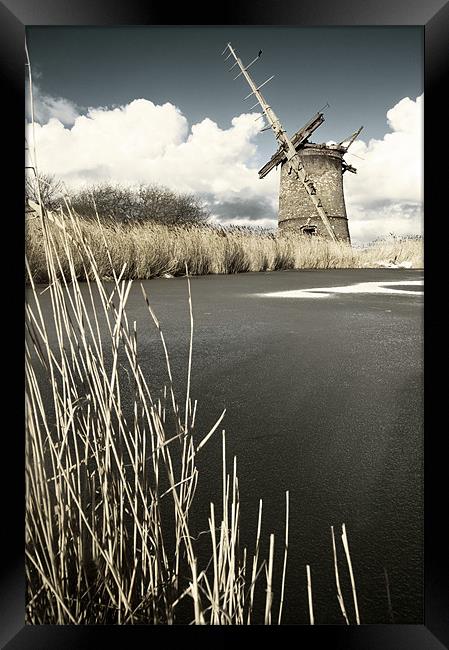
278 144 351 242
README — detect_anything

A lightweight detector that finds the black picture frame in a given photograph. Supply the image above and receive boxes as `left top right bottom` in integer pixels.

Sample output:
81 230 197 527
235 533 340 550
1 1 447 648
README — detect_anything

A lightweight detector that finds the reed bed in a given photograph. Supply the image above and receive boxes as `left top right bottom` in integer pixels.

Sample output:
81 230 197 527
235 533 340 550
25 203 363 625
25 212 423 283
25 202 292 625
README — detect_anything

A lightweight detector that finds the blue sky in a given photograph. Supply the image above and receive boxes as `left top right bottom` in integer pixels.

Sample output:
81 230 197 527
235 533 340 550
25 26 423 242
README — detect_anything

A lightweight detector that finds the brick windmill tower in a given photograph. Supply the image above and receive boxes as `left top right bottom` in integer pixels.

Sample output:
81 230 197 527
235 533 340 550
222 43 362 244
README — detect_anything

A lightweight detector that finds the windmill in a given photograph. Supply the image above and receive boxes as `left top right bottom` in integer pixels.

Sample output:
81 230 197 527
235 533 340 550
222 43 362 243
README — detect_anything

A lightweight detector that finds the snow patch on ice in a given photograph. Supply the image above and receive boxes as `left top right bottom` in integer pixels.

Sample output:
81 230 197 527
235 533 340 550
257 279 423 299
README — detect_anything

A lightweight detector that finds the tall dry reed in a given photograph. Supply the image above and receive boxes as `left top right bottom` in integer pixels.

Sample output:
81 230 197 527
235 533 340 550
26 212 423 284
25 201 293 624
25 202 363 625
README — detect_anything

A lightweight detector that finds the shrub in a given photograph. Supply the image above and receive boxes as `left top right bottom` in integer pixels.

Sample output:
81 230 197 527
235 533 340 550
69 182 210 225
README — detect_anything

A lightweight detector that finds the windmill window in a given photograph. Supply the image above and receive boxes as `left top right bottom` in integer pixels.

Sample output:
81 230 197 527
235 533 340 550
300 224 318 236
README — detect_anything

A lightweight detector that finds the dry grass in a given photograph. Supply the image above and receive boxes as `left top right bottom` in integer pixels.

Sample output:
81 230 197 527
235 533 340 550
25 203 365 625
26 212 423 284
25 203 293 624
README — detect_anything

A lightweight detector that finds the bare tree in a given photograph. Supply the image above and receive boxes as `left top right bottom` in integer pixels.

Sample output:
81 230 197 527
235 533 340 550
138 184 209 225
25 173 65 211
69 183 137 222
69 182 210 225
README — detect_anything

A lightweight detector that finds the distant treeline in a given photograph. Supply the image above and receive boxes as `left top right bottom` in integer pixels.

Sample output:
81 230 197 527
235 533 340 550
25 174 210 225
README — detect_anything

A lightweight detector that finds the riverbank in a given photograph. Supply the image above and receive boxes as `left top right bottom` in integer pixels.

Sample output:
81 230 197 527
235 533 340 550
26 213 423 283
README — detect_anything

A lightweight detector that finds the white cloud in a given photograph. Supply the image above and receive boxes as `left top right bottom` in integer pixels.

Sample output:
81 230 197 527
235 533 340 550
26 94 423 243
208 214 277 230
26 98 279 221
344 94 423 242
26 84 81 126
